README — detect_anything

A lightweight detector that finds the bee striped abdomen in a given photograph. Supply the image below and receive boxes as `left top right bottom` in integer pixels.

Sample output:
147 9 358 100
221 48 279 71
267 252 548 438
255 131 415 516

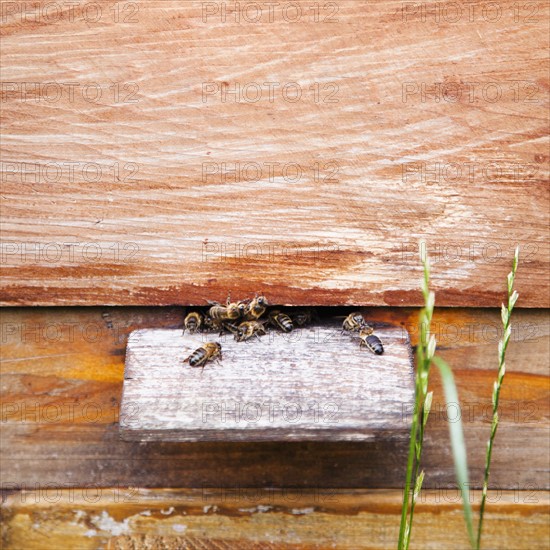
269 311 293 333
186 342 222 368
209 305 240 321
363 335 384 355
188 348 207 367
184 312 202 334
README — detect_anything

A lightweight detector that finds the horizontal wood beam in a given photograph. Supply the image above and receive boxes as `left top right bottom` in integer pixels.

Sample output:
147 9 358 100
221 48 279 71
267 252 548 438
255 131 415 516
1 307 548 489
2 488 548 550
1 1 548 307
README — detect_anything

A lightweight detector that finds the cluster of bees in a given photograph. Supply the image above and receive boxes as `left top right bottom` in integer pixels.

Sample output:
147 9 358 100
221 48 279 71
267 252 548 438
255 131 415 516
183 295 383 369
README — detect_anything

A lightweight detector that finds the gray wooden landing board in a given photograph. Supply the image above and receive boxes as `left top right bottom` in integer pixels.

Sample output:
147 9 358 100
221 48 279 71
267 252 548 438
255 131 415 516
119 324 414 442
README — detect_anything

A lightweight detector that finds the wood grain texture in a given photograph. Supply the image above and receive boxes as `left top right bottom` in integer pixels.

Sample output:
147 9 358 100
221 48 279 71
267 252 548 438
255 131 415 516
1 1 549 307
1 307 548 489
2 488 549 550
120 325 414 441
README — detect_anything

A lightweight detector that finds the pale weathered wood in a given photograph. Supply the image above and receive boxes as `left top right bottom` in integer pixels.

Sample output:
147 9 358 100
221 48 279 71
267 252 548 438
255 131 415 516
120 324 414 441
1 1 548 307
2 488 549 550
1 307 548 488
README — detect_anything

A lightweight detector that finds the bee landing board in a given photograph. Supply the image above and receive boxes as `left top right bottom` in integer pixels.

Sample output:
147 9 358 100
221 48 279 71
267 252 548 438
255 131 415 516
120 325 414 442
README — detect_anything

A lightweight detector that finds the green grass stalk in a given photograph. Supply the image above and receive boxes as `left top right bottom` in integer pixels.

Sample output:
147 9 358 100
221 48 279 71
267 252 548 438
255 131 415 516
399 243 476 549
476 247 520 549
398 246 435 549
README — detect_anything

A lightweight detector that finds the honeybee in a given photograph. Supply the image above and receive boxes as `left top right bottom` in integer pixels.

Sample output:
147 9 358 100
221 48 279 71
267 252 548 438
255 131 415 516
227 320 268 342
186 342 222 368
342 312 367 333
358 327 384 355
243 294 268 321
268 310 294 333
289 309 313 327
207 294 246 322
202 314 223 333
183 311 203 334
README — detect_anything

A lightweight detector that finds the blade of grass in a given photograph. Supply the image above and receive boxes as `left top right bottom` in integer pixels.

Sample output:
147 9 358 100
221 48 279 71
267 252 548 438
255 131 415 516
399 242 475 549
398 394 420 549
433 356 476 549
398 245 434 550
405 390 433 548
476 247 520 549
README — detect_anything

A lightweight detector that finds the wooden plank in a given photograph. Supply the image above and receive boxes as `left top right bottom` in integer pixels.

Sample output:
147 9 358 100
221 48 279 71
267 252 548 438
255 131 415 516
1 1 548 307
120 325 414 441
1 307 548 488
2 488 549 550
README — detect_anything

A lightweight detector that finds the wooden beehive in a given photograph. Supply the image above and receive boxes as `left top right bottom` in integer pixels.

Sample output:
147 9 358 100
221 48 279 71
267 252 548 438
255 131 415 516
1 1 548 548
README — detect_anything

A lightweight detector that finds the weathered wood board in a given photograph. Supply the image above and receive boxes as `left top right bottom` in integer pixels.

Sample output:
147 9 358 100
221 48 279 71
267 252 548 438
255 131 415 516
1 1 548 307
120 325 414 441
2 306 548 488
2 488 549 550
